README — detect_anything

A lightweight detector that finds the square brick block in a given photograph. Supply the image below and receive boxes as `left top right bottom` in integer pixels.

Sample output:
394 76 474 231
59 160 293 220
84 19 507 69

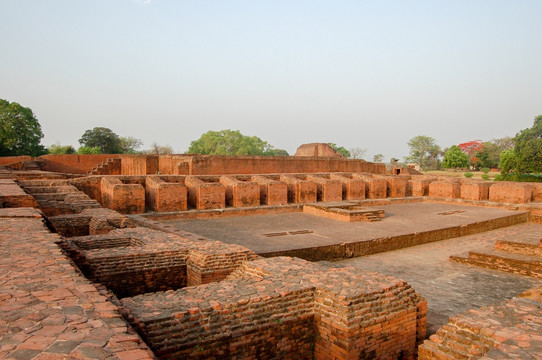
489 183 533 204
145 176 187 212
330 174 365 200
101 177 145 214
251 175 288 205
220 176 260 207
353 174 387 199
280 175 317 203
307 175 343 202
428 181 460 199
460 181 490 201
185 176 225 210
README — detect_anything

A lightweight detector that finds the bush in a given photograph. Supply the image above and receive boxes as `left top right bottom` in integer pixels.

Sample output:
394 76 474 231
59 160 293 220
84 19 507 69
494 173 542 183
481 174 490 180
464 172 473 178
481 167 490 174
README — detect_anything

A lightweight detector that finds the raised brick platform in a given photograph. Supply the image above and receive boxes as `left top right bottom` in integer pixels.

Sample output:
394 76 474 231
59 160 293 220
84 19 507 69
121 257 427 360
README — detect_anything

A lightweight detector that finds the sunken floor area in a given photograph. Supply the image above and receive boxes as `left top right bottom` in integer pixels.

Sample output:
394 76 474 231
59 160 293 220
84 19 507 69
158 202 527 259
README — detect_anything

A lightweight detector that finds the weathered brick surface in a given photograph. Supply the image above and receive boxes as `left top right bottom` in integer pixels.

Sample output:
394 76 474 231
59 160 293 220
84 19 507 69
251 175 288 205
61 227 258 298
329 174 365 200
382 175 408 198
306 174 343 202
280 175 318 203
489 182 533 204
220 176 260 207
0 179 37 208
352 173 388 199
0 208 154 360
429 180 461 199
145 176 187 212
419 287 542 360
101 177 145 214
185 176 226 210
304 202 385 222
408 178 434 197
460 180 491 201
121 257 426 360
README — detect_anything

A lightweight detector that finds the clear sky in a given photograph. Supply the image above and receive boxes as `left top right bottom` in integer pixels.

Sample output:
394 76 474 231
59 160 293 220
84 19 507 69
1 0 541 161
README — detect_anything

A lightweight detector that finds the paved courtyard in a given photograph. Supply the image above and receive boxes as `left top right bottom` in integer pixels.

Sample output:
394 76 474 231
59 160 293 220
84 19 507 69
334 223 542 335
163 202 523 253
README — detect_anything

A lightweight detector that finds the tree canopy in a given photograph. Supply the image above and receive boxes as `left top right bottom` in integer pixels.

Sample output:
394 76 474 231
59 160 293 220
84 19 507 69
188 130 288 156
514 115 542 173
442 145 469 169
405 135 442 170
78 127 123 154
0 99 46 156
327 143 350 158
499 149 517 174
48 144 76 155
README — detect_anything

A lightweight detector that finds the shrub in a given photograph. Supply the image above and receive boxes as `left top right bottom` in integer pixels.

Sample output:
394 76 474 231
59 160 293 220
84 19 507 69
464 172 473 178
481 167 490 174
481 174 490 180
494 173 542 183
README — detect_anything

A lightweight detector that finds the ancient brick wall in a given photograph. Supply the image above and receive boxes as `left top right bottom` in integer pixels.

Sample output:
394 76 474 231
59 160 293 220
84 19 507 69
61 228 257 298
489 182 533 203
145 176 188 212
101 177 145 214
0 155 32 165
121 257 426 360
38 154 112 174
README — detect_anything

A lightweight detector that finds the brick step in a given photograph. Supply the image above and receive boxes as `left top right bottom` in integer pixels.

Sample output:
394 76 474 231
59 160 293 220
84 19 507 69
495 239 542 257
419 335 472 360
450 249 542 278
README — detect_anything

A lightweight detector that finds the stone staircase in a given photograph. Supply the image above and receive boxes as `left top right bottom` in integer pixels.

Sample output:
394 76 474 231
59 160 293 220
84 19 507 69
88 158 121 175
450 235 542 279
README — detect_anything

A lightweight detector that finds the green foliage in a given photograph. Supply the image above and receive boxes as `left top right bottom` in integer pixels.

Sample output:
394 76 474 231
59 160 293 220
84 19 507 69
188 130 286 156
119 136 143 154
0 99 46 156
494 173 542 183
477 137 513 168
481 167 490 174
405 135 442 170
514 115 542 173
372 153 384 163
327 143 350 158
442 145 469 169
77 146 101 154
499 149 517 174
48 144 76 155
481 174 490 180
79 127 122 154
464 172 473 178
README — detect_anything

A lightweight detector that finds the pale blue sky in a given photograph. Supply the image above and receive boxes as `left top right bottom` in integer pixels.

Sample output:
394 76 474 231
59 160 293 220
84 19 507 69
2 0 541 160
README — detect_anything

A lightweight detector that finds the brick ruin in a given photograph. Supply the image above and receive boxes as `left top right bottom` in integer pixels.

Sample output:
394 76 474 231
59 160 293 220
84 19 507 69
0 154 541 359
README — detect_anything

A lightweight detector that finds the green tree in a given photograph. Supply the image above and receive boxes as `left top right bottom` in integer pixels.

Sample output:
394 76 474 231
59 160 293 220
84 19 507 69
405 135 442 170
48 144 76 154
328 143 350 158
77 146 101 154
119 136 143 154
442 145 469 169
264 148 289 156
372 154 384 163
78 127 122 154
514 115 542 173
477 137 514 168
499 149 517 174
0 99 46 156
188 130 284 156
